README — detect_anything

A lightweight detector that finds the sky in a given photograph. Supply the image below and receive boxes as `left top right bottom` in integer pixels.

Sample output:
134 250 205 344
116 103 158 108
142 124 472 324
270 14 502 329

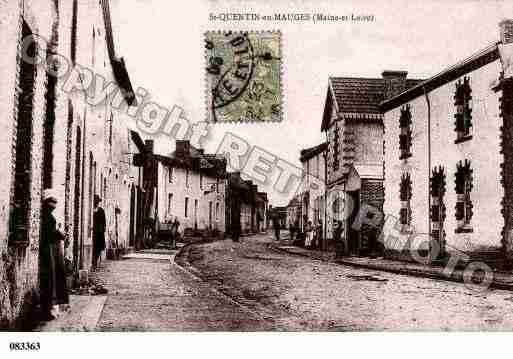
109 0 511 206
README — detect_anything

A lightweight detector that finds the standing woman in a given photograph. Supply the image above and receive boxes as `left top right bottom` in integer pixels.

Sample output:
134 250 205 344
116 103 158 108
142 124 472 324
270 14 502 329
40 189 61 321
92 195 106 270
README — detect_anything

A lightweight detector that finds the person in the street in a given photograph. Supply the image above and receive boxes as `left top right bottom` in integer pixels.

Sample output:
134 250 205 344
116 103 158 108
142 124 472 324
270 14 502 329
92 194 106 271
272 214 280 241
289 220 295 241
315 219 323 249
334 220 345 258
305 220 314 248
171 216 180 247
40 189 68 321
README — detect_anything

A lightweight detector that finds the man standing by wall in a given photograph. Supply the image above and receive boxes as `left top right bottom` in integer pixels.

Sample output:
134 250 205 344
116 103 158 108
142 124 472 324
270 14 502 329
92 195 106 271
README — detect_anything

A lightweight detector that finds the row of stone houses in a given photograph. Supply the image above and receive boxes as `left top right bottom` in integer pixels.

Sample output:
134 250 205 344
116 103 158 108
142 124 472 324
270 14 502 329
130 136 269 244
290 19 513 265
290 72 421 252
0 0 139 329
226 172 268 235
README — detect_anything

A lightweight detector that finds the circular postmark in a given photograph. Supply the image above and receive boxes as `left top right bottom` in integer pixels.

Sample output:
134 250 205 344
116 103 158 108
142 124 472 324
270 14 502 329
206 32 255 113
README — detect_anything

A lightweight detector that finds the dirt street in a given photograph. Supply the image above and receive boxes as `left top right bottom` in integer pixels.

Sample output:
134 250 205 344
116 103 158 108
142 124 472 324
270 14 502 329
178 233 513 331
92 251 272 331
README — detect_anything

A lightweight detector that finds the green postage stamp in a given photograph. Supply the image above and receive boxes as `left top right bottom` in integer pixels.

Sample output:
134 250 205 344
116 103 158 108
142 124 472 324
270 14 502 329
205 31 282 123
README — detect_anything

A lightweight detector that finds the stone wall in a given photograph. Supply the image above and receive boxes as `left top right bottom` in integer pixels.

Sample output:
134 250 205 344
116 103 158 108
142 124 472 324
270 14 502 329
383 59 504 255
0 0 56 329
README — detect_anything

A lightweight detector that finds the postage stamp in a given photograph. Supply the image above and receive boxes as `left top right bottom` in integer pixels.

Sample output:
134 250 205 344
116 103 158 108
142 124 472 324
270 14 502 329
205 31 282 123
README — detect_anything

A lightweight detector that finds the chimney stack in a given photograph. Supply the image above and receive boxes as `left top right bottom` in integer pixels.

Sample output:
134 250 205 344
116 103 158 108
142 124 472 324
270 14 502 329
382 70 408 99
500 19 513 45
230 171 241 182
175 140 190 158
144 140 154 154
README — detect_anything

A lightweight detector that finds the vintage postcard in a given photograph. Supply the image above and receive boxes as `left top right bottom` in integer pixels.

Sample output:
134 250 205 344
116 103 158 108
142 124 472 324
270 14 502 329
1 0 513 357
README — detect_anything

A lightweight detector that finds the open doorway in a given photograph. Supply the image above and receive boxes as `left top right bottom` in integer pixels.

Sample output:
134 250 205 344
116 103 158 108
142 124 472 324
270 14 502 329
346 190 360 255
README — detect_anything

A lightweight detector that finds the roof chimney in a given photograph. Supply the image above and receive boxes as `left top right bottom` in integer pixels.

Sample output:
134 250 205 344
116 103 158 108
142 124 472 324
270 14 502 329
230 171 241 182
382 70 408 99
144 140 154 154
500 19 513 44
175 140 190 158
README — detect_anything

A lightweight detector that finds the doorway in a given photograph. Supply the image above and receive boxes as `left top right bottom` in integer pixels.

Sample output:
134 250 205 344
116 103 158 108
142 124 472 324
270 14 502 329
129 185 136 247
208 201 213 230
346 190 360 255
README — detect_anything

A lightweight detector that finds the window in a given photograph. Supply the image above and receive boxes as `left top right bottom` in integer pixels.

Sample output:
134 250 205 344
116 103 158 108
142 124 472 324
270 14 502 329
184 197 189 218
168 166 173 183
216 177 220 193
209 201 213 228
455 160 473 232
186 169 190 187
399 105 412 159
216 202 220 221
200 173 203 189
399 173 412 228
167 193 173 215
332 195 341 221
454 76 472 142
333 123 340 171
430 166 446 253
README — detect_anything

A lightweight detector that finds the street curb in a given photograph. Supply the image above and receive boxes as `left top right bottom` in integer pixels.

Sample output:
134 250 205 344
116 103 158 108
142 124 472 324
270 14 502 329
274 246 513 292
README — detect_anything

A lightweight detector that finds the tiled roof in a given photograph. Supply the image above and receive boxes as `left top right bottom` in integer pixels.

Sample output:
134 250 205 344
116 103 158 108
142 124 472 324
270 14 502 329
160 144 227 177
380 42 500 112
330 77 422 115
353 164 383 180
321 76 422 130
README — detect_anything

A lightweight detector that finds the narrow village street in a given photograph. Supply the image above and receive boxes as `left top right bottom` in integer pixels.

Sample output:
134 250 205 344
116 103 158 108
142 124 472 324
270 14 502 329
39 232 513 331
176 233 513 331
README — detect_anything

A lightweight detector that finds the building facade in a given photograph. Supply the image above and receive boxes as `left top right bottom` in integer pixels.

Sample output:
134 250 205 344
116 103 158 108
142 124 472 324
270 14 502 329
321 74 422 255
286 195 301 230
299 142 327 243
0 0 137 328
226 173 267 236
381 20 513 265
156 141 227 236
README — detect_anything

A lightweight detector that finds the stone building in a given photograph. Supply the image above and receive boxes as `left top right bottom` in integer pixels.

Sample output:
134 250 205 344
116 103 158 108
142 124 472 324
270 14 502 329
286 195 301 230
156 140 227 236
0 0 137 328
380 20 513 266
267 206 287 230
225 172 267 236
256 192 269 232
321 73 422 255
299 142 327 244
